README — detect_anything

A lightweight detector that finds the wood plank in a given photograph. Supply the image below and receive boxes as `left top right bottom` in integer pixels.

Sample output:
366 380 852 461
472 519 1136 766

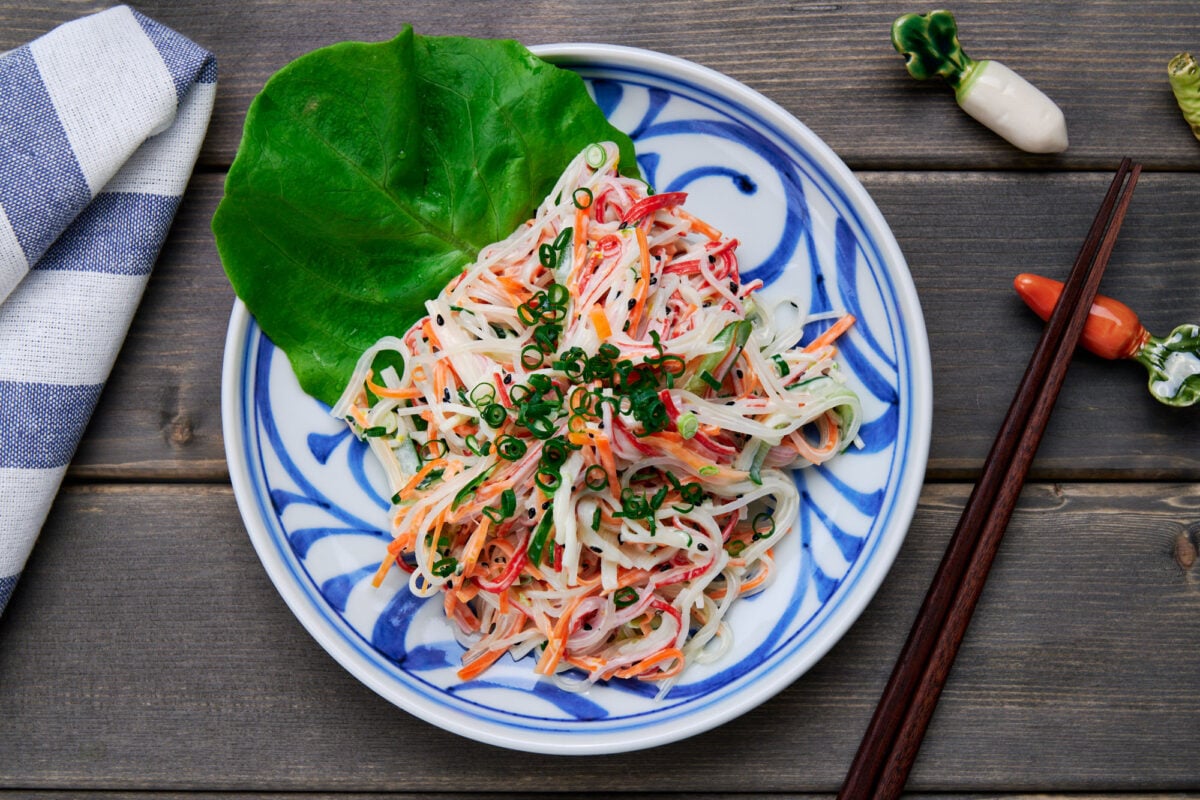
68 171 1200 481
3 1 1200 170
1 482 1197 791
67 176 235 481
2 795 1197 800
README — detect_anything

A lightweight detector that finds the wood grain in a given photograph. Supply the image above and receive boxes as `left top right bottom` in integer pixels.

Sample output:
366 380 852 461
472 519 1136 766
66 171 1200 481
2 2 1198 796
1 483 1197 791
2 795 1197 800
1 795 1197 800
4 1 1200 171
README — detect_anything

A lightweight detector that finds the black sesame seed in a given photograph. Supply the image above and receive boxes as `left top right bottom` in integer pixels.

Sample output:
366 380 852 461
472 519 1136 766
542 501 551 510
527 508 536 519
728 281 738 294
697 543 709 552
436 314 445 326
627 298 636 310
442 388 451 402
707 255 716 264
590 546 603 553
503 373 513 385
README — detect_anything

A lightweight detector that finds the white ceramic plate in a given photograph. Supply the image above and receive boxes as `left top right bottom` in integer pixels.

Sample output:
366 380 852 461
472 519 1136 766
222 43 932 755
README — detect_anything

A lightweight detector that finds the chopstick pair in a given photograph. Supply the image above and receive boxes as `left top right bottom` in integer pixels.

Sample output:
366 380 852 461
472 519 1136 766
838 158 1142 800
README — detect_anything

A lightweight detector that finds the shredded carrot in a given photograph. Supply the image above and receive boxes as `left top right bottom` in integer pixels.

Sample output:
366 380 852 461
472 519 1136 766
570 206 590 290
678 208 722 240
457 612 526 681
365 379 423 400
371 551 396 587
589 303 612 340
803 313 856 353
593 433 620 493
459 516 492 576
739 553 774 595
536 592 592 675
397 458 448 501
627 226 652 332
615 647 686 680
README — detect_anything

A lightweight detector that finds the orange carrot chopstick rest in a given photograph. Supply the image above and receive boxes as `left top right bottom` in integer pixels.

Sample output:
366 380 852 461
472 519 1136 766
1014 273 1200 407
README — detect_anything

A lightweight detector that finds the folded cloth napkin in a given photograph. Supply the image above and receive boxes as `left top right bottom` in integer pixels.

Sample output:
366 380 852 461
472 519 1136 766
0 6 215 616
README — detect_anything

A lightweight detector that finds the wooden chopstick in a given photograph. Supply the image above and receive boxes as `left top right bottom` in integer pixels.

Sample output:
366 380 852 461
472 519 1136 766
837 159 1141 800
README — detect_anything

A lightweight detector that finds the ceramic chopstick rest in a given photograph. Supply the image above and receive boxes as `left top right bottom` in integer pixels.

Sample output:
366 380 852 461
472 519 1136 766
891 10 1069 153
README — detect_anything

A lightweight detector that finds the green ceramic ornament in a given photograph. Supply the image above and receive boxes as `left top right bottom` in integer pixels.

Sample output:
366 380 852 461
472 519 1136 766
1137 324 1200 407
891 10 1068 153
1168 52 1200 141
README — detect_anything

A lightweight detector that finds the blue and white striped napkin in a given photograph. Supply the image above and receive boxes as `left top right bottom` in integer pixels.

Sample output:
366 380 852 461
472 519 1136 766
0 6 215 616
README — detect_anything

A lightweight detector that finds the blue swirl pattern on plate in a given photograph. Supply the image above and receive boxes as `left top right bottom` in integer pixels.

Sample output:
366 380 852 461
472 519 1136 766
225 46 928 754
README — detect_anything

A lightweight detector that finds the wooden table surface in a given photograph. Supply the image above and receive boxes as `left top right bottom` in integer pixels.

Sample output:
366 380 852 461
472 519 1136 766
2 1 1199 796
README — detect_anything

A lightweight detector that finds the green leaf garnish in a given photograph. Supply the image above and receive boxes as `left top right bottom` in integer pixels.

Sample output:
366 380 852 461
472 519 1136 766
213 26 639 405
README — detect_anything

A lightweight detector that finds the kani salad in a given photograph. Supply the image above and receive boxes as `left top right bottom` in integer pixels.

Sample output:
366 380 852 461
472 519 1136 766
332 141 862 694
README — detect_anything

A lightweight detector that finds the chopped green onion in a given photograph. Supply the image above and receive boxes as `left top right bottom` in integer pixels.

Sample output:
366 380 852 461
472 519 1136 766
752 511 776 540
416 468 444 490
540 437 571 468
591 507 602 530
517 301 540 327
748 441 770 486
699 370 722 391
573 187 593 209
361 425 388 438
481 403 508 428
532 324 561 352
584 464 609 491
772 354 791 377
464 433 492 456
551 230 573 255
585 143 607 169
613 586 639 608
419 439 448 461
535 469 561 493
469 382 496 407
482 487 518 523
431 557 458 578
521 345 545 369
527 506 555 565
680 482 705 505
649 485 669 512
453 466 494 509
676 411 699 439
699 464 720 476
526 415 557 440
496 434 527 460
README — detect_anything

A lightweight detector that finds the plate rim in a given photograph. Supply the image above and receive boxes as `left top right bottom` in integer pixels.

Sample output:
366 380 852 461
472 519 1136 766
221 41 933 755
